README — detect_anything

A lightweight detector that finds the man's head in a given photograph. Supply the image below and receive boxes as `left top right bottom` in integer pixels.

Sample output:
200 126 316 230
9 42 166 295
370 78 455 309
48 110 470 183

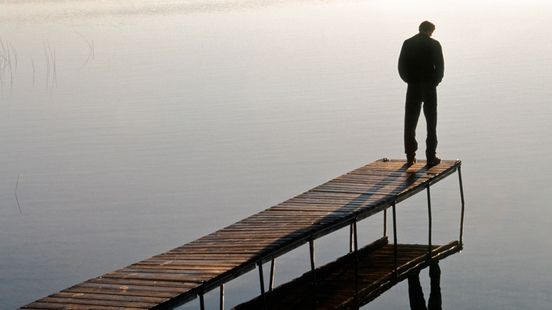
419 21 436 36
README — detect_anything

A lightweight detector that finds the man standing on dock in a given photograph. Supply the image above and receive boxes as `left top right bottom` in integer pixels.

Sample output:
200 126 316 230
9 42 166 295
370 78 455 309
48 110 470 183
398 21 444 167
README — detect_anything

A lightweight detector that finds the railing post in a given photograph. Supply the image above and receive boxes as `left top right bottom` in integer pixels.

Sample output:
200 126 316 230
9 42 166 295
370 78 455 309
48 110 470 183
353 219 359 253
309 239 316 281
392 200 398 277
257 261 267 309
353 219 359 303
309 238 317 308
199 292 205 310
269 258 276 292
349 223 354 253
458 166 466 246
257 261 265 294
427 184 433 259
383 208 387 237
219 284 224 310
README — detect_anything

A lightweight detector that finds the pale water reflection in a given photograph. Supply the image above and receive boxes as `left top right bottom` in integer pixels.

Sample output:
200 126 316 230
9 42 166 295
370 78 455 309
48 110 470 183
1 0 552 309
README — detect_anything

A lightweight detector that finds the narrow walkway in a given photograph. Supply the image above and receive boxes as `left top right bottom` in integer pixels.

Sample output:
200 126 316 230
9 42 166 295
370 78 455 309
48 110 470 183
20 159 462 310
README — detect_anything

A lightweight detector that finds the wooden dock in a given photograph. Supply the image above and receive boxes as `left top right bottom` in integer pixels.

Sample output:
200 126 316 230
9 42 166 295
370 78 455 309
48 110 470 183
20 159 464 310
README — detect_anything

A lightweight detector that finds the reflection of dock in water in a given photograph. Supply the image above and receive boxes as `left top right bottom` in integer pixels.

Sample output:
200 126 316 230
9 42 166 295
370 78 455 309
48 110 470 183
20 159 465 310
235 238 461 309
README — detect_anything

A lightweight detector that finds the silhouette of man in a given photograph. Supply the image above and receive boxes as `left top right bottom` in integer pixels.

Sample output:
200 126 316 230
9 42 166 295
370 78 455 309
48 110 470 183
398 21 444 167
408 262 442 310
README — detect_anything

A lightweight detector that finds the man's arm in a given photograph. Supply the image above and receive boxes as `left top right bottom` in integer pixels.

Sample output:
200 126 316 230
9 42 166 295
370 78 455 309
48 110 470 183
398 41 409 83
433 41 444 86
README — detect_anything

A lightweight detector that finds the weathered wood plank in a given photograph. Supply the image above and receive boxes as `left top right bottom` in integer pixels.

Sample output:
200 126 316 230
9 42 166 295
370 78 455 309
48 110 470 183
52 292 167 304
88 277 201 289
65 285 179 298
21 303 144 310
26 295 155 308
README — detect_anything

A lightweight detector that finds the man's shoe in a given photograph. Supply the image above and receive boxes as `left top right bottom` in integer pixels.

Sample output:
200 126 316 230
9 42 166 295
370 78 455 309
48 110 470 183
406 155 416 166
427 156 441 167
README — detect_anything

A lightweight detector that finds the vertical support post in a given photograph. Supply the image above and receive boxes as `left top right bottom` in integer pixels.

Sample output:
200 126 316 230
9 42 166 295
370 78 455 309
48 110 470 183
427 185 433 259
383 208 387 237
257 261 267 309
458 166 466 245
309 238 317 308
392 201 398 277
349 223 354 253
353 219 359 301
309 239 316 275
257 261 265 294
353 219 359 253
199 292 205 310
219 284 224 310
269 258 276 292
199 281 206 310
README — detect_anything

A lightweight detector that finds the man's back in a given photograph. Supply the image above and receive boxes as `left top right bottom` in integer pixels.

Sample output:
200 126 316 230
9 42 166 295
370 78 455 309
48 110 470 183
398 33 444 85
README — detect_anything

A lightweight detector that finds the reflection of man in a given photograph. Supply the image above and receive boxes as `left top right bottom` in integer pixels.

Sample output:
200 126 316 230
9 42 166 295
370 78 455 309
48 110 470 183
408 263 442 310
398 21 444 167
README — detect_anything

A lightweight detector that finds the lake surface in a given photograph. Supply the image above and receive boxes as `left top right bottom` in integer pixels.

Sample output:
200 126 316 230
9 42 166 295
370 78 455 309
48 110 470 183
1 0 552 308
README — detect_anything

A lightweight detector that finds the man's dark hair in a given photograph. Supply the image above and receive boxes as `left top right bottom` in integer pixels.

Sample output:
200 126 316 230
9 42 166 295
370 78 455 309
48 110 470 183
419 21 436 33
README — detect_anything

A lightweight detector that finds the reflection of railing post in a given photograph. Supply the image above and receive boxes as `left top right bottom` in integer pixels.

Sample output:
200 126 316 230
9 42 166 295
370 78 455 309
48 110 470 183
427 185 432 259
392 200 398 278
458 165 466 246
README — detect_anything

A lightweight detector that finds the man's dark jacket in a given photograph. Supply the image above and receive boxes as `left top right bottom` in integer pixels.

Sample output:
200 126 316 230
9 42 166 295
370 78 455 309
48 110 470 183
398 33 444 86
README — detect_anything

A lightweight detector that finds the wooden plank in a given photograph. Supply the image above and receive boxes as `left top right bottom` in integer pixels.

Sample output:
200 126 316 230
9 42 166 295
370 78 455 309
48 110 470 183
52 292 167 304
25 295 155 308
135 260 241 267
118 267 233 275
65 285 179 299
21 303 144 310
100 273 211 283
88 277 201 289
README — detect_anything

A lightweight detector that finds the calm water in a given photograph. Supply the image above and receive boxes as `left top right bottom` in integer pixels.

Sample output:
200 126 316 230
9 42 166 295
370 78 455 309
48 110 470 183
1 0 552 309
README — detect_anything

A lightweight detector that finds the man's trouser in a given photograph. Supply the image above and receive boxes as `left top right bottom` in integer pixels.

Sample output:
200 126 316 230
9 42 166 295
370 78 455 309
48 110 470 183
404 82 438 159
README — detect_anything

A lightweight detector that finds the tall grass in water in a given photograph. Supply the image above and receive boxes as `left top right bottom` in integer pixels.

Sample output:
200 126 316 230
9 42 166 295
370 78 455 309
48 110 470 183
0 38 17 95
